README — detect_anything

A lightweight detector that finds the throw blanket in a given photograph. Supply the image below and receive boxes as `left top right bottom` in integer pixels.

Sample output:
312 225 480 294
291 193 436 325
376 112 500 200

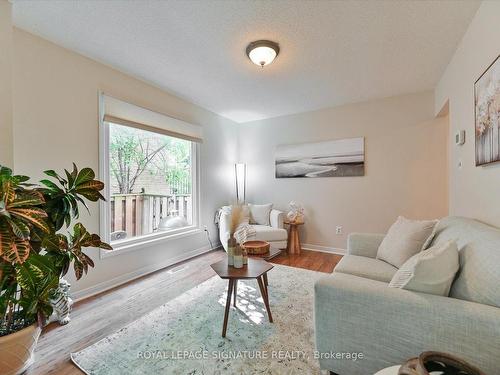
234 223 256 245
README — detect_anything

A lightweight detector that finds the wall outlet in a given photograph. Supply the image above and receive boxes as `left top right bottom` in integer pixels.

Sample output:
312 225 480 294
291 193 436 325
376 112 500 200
203 225 208 231
336 226 343 235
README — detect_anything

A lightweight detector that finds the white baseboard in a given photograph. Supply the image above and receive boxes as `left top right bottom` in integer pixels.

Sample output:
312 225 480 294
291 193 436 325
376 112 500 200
301 243 346 255
71 242 221 302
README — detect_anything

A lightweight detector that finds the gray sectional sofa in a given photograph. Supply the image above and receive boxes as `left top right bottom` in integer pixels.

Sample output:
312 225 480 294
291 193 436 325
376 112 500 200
314 216 500 375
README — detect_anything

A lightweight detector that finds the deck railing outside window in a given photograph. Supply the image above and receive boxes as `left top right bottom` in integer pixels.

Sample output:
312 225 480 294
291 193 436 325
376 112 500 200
110 193 192 239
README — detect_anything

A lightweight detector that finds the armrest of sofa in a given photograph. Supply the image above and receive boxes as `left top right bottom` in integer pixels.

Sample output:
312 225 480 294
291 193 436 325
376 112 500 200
218 206 231 251
347 232 385 258
270 209 285 229
314 272 500 374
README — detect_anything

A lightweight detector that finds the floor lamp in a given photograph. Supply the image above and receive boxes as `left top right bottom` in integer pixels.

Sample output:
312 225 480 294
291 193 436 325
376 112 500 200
235 163 246 204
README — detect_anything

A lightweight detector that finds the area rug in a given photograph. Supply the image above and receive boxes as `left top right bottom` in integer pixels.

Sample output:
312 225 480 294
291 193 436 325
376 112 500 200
71 264 327 374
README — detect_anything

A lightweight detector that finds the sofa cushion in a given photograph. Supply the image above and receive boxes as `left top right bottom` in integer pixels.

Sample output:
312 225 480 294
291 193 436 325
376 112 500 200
429 217 500 308
377 216 437 268
334 255 398 283
389 240 459 296
250 225 287 242
249 203 273 225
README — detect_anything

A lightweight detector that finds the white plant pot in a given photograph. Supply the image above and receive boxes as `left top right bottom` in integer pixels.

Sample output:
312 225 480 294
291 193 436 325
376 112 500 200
0 324 41 375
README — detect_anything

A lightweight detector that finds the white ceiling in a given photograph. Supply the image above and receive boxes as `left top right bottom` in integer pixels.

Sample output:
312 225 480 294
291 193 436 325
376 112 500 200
12 0 480 123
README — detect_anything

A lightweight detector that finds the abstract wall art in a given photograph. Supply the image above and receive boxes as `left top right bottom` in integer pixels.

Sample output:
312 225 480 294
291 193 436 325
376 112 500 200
475 54 500 166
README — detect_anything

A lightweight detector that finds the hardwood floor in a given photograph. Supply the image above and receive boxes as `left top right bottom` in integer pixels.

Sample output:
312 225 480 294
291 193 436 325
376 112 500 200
28 248 342 375
271 248 342 273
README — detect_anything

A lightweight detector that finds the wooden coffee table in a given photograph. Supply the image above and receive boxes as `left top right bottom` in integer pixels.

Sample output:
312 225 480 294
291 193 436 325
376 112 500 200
248 245 282 287
211 258 274 337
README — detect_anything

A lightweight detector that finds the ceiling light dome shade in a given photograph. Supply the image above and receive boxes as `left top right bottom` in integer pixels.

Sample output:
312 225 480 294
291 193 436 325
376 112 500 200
246 40 280 67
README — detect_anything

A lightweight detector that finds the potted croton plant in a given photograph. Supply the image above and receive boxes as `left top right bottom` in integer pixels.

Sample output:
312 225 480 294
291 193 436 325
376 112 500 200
0 164 111 375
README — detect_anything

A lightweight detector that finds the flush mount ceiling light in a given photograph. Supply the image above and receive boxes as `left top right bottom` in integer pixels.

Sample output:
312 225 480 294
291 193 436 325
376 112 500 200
246 40 280 67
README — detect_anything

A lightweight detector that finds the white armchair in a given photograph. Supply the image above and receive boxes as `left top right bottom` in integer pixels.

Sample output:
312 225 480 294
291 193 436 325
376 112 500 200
218 206 288 251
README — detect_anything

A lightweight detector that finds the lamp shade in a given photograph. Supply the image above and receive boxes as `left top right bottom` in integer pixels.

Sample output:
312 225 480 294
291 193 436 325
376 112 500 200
246 40 280 67
235 163 246 203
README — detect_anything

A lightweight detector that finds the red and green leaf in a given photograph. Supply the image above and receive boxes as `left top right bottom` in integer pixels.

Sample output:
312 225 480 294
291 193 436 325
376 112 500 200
73 259 84 280
43 170 66 185
9 207 50 233
0 225 13 260
9 190 45 208
0 226 30 264
56 234 69 250
74 168 95 186
75 180 105 192
9 218 30 240
39 179 62 193
64 164 78 189
12 175 30 184
2 181 15 205
81 252 94 268
100 242 113 250
41 234 62 253
74 189 104 202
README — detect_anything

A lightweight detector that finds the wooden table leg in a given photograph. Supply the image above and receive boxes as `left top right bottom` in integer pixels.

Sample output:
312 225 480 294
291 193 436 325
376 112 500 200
233 279 238 306
288 224 301 254
222 279 234 337
257 276 273 323
263 272 268 288
286 226 291 253
263 274 269 299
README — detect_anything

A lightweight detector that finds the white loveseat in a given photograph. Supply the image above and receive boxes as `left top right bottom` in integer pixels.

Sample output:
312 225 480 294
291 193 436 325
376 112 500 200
218 205 288 251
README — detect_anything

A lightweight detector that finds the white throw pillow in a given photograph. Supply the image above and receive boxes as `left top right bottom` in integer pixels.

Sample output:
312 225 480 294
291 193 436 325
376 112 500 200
377 216 437 268
389 240 459 296
248 203 273 226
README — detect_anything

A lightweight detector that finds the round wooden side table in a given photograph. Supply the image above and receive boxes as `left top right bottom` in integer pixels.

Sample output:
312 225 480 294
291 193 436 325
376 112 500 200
285 220 304 255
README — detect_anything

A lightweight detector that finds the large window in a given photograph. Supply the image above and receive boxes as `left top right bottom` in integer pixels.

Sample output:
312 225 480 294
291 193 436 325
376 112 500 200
99 94 202 253
107 121 195 241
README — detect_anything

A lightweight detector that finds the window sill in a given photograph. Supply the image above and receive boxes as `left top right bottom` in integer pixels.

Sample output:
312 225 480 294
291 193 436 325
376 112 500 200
100 227 203 259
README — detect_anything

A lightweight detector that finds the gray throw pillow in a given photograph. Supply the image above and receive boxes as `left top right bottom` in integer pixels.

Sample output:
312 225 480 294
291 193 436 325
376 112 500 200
377 216 437 268
389 240 459 296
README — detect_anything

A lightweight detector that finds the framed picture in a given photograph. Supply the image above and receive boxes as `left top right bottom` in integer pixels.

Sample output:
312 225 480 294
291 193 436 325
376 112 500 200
275 137 364 178
475 54 500 166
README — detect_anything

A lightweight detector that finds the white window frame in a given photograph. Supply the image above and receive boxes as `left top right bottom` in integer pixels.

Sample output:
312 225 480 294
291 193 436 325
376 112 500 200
98 97 201 258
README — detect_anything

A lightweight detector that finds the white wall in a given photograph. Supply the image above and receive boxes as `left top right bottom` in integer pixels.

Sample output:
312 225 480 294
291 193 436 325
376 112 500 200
435 0 500 227
7 10 458 296
0 1 13 167
239 92 449 251
12 29 238 297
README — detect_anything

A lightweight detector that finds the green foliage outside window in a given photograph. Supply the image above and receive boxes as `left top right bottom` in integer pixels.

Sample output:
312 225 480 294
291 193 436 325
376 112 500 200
109 123 191 195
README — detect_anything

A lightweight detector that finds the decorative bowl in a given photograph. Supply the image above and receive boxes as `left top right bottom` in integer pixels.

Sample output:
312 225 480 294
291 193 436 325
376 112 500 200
242 240 270 255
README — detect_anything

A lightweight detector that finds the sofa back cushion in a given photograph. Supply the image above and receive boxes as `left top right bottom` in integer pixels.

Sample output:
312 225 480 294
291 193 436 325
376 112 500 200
376 216 437 268
249 203 273 226
428 217 500 308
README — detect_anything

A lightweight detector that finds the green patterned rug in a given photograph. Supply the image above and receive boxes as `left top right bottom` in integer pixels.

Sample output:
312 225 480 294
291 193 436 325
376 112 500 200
71 264 327 374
